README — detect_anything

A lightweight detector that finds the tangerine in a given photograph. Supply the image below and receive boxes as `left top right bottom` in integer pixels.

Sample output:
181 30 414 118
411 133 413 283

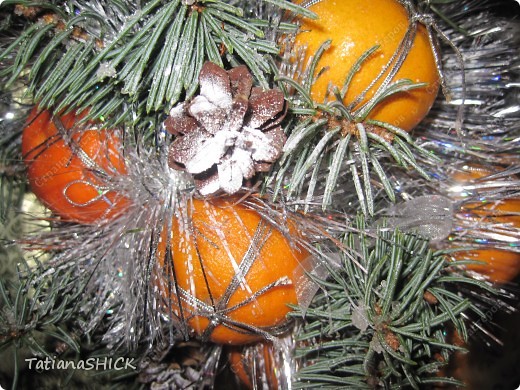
451 248 520 284
293 0 439 131
157 198 309 345
229 343 278 389
447 164 520 284
448 164 497 183
22 107 130 224
448 164 519 228
460 199 520 229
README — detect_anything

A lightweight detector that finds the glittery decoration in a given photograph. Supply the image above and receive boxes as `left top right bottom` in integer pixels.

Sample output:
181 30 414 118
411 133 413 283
383 195 454 242
166 61 287 195
6 2 519 388
293 253 341 315
155 197 313 345
229 334 297 389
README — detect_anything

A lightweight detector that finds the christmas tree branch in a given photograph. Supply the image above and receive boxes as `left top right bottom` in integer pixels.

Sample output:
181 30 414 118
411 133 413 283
0 0 311 128
267 113 435 215
291 220 496 389
268 33 442 214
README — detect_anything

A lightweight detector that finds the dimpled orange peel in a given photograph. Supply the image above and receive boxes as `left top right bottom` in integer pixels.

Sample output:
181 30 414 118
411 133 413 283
293 0 440 131
451 249 520 284
22 108 130 224
157 198 310 345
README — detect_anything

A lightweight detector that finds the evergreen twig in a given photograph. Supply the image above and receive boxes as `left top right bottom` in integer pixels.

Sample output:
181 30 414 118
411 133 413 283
291 219 495 389
0 0 310 129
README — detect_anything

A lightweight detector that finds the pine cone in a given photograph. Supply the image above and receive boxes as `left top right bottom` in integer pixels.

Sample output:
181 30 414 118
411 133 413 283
165 61 287 195
138 341 218 389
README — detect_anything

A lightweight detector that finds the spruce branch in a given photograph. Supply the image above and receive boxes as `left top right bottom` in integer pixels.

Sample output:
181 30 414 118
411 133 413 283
266 111 435 215
0 0 310 129
0 262 87 389
291 220 496 389
266 0 460 213
268 36 440 214
0 100 28 281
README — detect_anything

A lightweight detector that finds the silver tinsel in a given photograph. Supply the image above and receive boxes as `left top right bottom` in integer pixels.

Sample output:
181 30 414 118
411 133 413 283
2 0 519 389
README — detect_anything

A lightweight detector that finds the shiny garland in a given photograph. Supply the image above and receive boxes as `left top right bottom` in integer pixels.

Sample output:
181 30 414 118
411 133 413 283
0 0 518 389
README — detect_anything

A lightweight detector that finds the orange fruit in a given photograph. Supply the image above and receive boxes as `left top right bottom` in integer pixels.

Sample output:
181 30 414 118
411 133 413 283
22 107 130 224
229 348 255 389
460 198 520 229
447 164 520 284
156 198 309 345
293 0 439 131
229 343 278 389
451 249 520 284
449 164 497 183
448 164 519 227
